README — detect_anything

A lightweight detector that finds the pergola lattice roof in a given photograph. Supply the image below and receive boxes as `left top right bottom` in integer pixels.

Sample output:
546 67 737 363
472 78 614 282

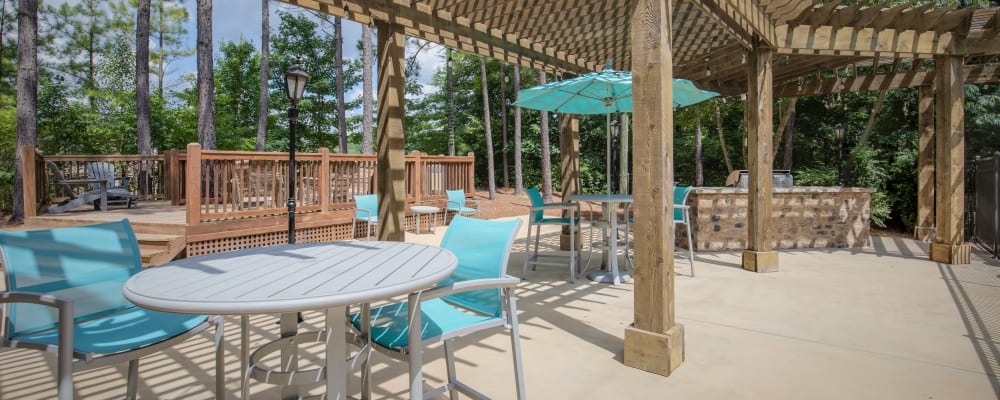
282 0 1000 96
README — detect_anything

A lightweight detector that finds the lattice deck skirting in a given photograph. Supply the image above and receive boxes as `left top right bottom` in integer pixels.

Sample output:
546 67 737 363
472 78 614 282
186 213 438 257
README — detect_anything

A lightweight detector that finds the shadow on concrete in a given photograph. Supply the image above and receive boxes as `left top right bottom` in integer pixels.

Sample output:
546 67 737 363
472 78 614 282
939 247 1000 398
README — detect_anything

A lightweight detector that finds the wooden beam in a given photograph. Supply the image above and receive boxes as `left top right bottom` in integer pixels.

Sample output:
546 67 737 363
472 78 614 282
775 24 957 57
280 0 595 73
185 143 202 226
624 0 684 378
915 85 935 242
930 54 971 264
375 21 406 242
690 0 777 47
742 42 778 273
559 113 580 251
773 63 1000 97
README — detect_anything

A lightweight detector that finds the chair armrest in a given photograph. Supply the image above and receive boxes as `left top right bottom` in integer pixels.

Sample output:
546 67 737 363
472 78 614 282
356 208 374 220
467 199 481 208
416 277 520 302
1 291 74 351
530 203 580 216
0 290 73 309
117 176 131 188
446 200 462 209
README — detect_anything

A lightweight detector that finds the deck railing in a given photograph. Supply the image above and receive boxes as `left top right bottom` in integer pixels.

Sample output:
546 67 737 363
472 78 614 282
22 145 476 226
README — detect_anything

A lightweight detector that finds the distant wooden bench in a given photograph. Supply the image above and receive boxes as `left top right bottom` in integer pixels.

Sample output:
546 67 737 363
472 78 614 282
0 219 224 400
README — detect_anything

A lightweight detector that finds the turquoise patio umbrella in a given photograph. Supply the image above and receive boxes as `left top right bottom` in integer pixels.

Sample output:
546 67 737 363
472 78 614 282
514 62 719 192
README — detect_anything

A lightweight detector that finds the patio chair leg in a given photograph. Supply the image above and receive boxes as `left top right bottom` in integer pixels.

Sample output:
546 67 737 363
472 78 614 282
569 219 576 283
583 214 599 274
532 225 541 271
444 340 459 400
125 359 139 400
352 220 357 239
505 289 527 400
686 222 695 277
241 315 250 400
360 303 373 400
522 221 533 278
213 316 225 400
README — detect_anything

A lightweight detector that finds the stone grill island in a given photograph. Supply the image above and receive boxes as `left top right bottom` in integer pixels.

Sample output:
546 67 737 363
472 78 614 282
685 187 874 251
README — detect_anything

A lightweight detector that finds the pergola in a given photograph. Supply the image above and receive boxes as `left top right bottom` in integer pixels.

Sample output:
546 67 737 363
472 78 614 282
278 0 1000 376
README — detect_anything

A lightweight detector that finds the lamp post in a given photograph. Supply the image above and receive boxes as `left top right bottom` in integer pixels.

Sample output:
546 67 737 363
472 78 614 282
284 57 310 244
834 123 844 187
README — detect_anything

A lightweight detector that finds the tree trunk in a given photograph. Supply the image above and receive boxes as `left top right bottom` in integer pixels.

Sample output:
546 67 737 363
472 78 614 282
695 116 703 186
715 98 733 173
782 104 796 170
196 0 216 149
361 23 374 154
87 0 96 109
480 58 496 199
446 48 455 156
157 0 164 100
335 17 347 153
538 71 553 202
136 0 152 156
513 65 524 195
500 64 509 189
256 0 269 151
13 0 38 222
0 0 7 97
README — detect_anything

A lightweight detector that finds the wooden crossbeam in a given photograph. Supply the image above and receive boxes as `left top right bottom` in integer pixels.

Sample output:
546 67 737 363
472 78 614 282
280 0 596 73
689 0 777 48
775 25 956 57
773 62 1000 97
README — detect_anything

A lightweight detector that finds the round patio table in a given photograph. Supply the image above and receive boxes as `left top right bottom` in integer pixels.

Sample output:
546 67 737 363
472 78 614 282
565 193 633 285
411 205 441 234
123 241 457 400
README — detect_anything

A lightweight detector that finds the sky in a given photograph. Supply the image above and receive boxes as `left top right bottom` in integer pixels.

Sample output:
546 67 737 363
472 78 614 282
171 0 445 101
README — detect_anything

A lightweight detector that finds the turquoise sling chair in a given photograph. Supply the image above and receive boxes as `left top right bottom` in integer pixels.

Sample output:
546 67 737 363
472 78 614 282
445 189 481 219
523 187 582 282
350 215 527 400
0 220 224 400
353 194 379 240
622 185 696 277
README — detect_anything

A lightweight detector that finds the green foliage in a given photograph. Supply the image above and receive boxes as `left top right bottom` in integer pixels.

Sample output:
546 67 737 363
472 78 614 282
214 38 264 150
270 11 362 153
0 104 14 212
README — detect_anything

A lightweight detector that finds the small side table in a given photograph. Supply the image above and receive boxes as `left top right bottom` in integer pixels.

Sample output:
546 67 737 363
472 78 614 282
411 205 441 234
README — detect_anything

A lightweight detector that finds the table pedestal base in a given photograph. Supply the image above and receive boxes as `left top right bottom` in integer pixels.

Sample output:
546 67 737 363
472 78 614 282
587 269 631 284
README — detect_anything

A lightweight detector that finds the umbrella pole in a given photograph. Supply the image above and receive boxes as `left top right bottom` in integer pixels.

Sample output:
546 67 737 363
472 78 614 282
606 112 612 194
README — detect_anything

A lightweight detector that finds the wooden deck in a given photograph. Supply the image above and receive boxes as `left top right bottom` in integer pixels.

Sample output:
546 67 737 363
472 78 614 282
23 199 449 264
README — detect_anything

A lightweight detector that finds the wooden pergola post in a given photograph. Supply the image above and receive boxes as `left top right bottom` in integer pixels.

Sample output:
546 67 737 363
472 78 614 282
375 21 406 242
930 55 971 264
742 42 778 273
624 0 684 377
560 113 581 250
915 85 935 242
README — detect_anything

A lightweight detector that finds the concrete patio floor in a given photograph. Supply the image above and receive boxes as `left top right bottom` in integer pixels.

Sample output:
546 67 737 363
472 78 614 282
2 216 999 399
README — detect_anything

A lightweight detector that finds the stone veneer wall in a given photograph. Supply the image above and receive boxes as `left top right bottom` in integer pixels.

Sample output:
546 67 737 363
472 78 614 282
685 187 874 251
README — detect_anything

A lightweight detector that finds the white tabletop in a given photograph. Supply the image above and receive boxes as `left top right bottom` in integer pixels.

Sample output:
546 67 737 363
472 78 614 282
565 193 634 203
123 241 458 315
411 205 441 212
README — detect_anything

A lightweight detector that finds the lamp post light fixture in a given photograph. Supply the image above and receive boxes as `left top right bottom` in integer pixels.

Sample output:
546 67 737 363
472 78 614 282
283 57 310 244
834 122 844 187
